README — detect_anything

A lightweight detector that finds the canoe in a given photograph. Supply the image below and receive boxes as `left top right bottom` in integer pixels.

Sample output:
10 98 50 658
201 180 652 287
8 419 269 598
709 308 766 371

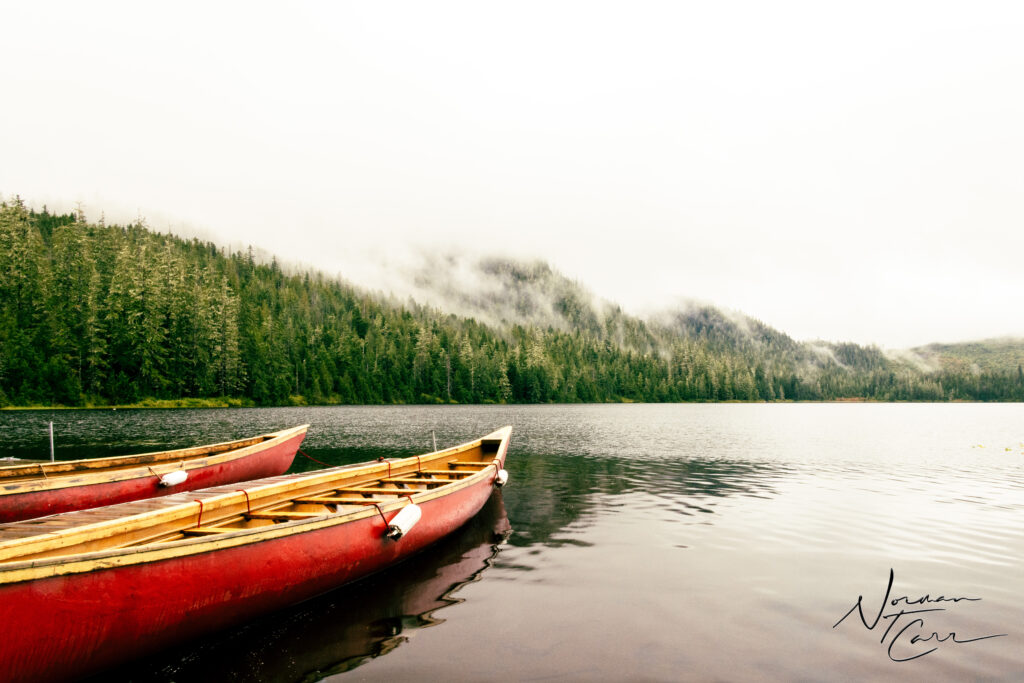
105 492 511 680
0 425 512 683
0 425 309 523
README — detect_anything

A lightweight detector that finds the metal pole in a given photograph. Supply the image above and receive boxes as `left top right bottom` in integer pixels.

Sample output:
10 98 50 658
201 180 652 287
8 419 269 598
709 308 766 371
432 431 437 452
49 422 55 462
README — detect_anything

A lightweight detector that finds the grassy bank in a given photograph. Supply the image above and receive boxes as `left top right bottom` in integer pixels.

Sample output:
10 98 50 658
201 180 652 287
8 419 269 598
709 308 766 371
1 397 256 410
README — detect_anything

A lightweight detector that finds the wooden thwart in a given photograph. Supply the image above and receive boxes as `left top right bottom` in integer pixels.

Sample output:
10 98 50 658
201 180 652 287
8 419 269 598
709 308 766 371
246 511 324 520
380 477 447 487
295 496 390 505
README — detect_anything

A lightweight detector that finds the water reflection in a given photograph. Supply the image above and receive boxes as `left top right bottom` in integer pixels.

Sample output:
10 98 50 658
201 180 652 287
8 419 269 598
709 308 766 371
97 493 511 682
502 450 786 548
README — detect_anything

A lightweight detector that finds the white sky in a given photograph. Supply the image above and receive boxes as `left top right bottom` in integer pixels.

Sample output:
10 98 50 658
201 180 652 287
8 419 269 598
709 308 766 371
3 1 1023 348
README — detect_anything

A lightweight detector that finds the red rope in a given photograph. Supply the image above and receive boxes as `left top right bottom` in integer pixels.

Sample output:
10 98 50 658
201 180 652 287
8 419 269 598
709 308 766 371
298 449 332 467
371 503 389 526
194 499 204 528
377 457 392 479
236 489 252 515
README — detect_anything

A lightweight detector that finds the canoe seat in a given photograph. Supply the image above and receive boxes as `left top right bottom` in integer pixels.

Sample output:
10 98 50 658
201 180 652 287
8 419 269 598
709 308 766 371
447 462 490 469
294 496 392 505
420 469 474 477
246 511 324 520
182 527 233 536
333 487 409 496
295 496 353 504
381 477 447 488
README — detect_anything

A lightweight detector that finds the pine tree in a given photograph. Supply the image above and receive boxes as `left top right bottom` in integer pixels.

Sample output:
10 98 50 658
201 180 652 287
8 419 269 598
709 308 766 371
0 198 48 401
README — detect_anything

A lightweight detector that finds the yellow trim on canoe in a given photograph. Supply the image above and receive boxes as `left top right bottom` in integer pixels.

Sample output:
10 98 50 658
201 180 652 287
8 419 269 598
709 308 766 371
0 425 309 495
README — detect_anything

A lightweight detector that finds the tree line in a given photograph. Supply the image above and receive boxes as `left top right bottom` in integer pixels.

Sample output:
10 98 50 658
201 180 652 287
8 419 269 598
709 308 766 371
2 197 1023 406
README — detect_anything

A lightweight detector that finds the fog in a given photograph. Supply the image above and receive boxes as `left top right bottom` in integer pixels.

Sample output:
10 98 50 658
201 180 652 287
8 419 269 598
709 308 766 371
4 2 1024 348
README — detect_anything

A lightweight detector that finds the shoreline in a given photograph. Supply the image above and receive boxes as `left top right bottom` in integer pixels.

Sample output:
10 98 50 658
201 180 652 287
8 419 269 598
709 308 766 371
1 397 1008 411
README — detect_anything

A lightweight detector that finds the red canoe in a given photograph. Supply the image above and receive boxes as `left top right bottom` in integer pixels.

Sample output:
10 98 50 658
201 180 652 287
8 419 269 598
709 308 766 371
107 492 512 680
0 425 511 683
0 425 308 523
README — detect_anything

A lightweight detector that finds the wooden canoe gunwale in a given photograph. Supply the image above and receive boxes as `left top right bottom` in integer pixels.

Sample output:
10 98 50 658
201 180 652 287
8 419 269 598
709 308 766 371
0 425 310 494
1 435 268 478
0 426 512 584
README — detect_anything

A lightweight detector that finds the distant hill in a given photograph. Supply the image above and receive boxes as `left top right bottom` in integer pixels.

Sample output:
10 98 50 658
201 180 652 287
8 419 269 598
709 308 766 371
3 196 1024 406
394 255 613 335
394 253 893 372
371 251 1024 401
903 339 1024 375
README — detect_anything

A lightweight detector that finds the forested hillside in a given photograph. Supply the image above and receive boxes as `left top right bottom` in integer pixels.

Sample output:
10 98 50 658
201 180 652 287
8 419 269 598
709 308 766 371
904 339 1024 375
2 197 1023 406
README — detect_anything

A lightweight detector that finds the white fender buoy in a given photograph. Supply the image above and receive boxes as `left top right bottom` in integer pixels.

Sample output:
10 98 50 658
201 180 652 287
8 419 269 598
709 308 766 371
158 470 188 487
387 503 422 540
495 469 509 487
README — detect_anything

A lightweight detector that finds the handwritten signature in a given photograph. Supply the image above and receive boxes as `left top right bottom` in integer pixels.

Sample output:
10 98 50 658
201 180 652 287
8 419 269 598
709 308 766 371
833 569 1006 662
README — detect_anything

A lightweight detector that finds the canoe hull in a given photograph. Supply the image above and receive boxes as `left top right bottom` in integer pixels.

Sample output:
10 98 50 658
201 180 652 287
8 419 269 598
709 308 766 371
0 448 503 683
0 431 305 523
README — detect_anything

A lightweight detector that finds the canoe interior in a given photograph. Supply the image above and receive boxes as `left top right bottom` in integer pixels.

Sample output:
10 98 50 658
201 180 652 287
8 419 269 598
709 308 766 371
0 434 275 482
0 428 510 567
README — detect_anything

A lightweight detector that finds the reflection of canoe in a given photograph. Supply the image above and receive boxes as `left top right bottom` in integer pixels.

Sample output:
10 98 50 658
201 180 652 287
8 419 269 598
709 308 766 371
107 492 512 681
0 425 308 523
0 426 512 683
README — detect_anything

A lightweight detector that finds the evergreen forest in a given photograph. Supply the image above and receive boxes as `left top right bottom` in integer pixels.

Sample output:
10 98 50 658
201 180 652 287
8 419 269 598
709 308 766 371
3 197 1024 407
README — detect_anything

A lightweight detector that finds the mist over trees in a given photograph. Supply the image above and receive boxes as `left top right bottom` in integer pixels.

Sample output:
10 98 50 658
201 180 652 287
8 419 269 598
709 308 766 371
2 197 1023 407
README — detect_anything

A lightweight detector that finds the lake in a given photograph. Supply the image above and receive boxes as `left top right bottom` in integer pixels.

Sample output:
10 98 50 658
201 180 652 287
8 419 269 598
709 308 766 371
2 403 1023 681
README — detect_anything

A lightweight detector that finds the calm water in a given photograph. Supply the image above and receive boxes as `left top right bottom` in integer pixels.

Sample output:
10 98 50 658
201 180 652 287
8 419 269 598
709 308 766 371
2 404 1023 681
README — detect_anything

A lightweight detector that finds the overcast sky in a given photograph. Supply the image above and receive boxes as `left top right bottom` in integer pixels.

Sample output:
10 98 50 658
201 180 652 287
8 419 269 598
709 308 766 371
3 2 1023 348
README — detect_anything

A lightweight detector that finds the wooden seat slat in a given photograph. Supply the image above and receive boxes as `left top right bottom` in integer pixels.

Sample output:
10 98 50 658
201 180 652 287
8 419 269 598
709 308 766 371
246 511 324 520
181 527 233 536
337 500 396 506
293 496 387 505
380 477 445 487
